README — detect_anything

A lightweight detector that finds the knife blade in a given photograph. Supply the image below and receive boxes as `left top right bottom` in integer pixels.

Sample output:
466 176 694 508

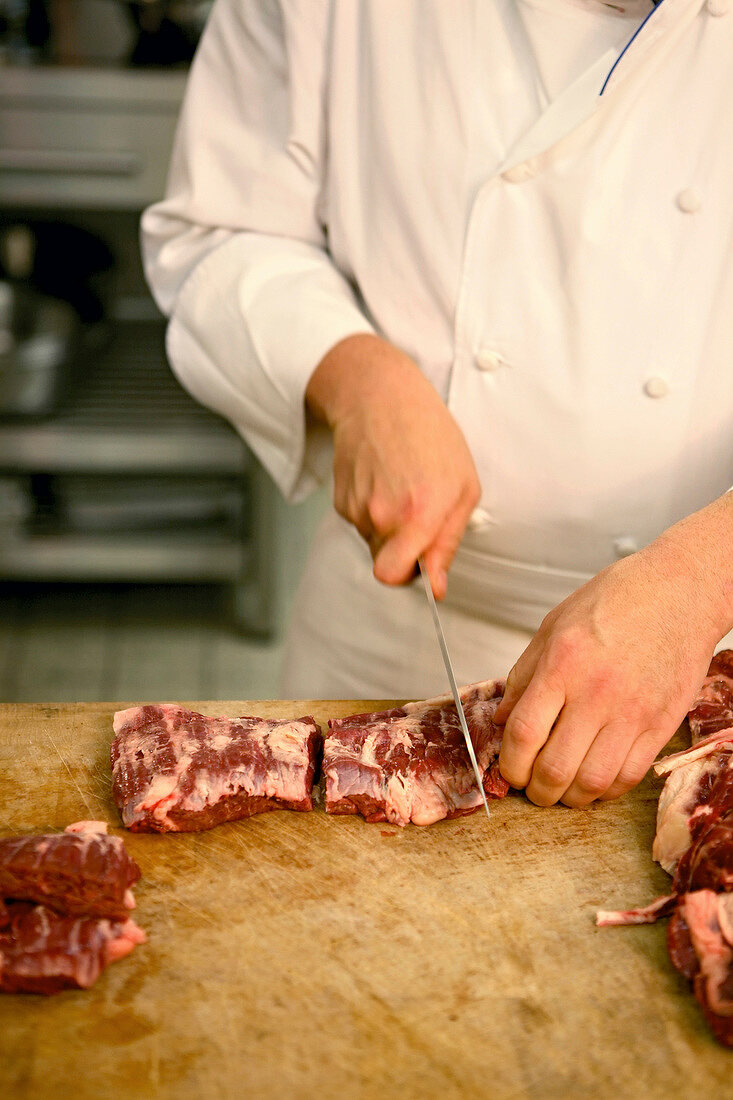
417 555 491 821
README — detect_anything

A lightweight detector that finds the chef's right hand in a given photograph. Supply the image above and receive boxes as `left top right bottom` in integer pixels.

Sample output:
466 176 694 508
305 334 481 600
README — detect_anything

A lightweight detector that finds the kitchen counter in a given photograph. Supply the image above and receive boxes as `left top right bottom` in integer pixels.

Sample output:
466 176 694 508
0 701 730 1098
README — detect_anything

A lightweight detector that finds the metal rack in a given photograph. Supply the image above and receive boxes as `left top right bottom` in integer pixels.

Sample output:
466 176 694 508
0 66 279 636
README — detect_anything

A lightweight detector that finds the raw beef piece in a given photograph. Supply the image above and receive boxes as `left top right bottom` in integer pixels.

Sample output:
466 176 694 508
667 891 733 1048
652 738 733 874
688 649 733 744
112 704 321 832
673 808 733 897
599 738 733 925
597 651 733 1048
0 823 141 921
323 680 507 827
0 901 146 995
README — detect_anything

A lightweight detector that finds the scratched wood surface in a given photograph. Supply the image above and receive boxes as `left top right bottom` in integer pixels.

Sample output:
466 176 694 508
0 701 730 1100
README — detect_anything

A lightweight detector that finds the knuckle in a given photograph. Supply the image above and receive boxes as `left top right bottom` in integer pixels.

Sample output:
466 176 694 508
601 777 633 801
587 666 615 698
615 760 648 790
545 626 586 668
366 492 394 533
615 746 657 791
399 483 431 526
573 764 615 798
535 756 575 790
506 713 544 752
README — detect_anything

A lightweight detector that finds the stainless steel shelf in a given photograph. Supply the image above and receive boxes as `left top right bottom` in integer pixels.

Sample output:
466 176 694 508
0 64 278 634
0 66 188 110
0 66 187 210
0 321 247 474
0 529 248 581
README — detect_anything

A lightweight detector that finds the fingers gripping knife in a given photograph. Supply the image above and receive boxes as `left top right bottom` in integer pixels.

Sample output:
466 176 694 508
417 556 491 821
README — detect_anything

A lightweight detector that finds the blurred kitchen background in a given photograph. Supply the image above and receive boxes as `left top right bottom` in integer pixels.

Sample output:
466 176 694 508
0 0 326 702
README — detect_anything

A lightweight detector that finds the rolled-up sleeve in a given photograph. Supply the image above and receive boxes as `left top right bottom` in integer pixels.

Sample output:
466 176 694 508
140 0 373 500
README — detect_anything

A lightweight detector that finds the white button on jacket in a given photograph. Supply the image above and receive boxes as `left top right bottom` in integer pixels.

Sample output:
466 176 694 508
643 377 671 399
677 187 703 213
475 349 504 373
141 0 733 596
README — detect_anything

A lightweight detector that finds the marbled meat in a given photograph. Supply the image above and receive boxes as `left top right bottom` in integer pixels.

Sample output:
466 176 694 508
0 821 140 921
323 680 507 827
597 649 733 1047
667 890 733 1047
688 649 733 744
0 901 146 994
0 821 146 995
112 704 321 832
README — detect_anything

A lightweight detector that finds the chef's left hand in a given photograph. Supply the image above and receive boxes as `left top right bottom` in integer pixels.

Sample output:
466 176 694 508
493 495 733 807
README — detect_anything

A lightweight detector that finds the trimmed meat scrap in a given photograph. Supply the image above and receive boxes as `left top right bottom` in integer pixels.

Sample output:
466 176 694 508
598 689 733 925
667 891 733 1047
112 704 321 832
0 821 146 996
0 823 140 921
595 894 677 928
323 680 507 827
652 739 733 875
688 650 733 744
597 649 733 1048
0 901 146 995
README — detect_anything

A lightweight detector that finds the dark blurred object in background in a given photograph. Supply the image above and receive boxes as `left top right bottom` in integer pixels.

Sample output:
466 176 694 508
126 0 212 67
0 222 114 417
0 0 212 67
0 0 51 62
0 220 114 323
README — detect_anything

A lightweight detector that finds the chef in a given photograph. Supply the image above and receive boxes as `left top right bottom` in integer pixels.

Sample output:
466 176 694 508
141 0 733 808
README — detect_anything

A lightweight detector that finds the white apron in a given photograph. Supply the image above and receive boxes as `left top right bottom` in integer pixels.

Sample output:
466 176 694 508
280 509 584 698
280 508 733 699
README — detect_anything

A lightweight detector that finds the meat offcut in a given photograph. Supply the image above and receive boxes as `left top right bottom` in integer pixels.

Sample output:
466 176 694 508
0 821 140 921
597 649 733 1047
112 704 321 832
687 649 733 744
0 902 146 994
0 821 146 995
323 680 507 827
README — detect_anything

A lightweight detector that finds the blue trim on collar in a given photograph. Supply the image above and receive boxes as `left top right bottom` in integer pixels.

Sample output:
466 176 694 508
599 0 667 95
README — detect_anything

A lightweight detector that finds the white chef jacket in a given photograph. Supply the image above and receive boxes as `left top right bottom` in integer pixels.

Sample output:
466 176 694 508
142 0 733 696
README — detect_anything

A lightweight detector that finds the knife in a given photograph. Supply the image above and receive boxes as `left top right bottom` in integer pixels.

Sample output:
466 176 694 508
417 555 491 821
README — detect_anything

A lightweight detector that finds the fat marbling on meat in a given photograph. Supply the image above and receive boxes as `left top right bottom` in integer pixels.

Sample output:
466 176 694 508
323 679 507 827
0 821 140 921
667 891 733 1048
112 704 321 832
597 649 733 1048
0 821 146 995
0 901 146 995
687 649 733 744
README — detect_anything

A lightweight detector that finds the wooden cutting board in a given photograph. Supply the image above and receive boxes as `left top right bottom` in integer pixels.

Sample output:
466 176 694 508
0 701 730 1099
